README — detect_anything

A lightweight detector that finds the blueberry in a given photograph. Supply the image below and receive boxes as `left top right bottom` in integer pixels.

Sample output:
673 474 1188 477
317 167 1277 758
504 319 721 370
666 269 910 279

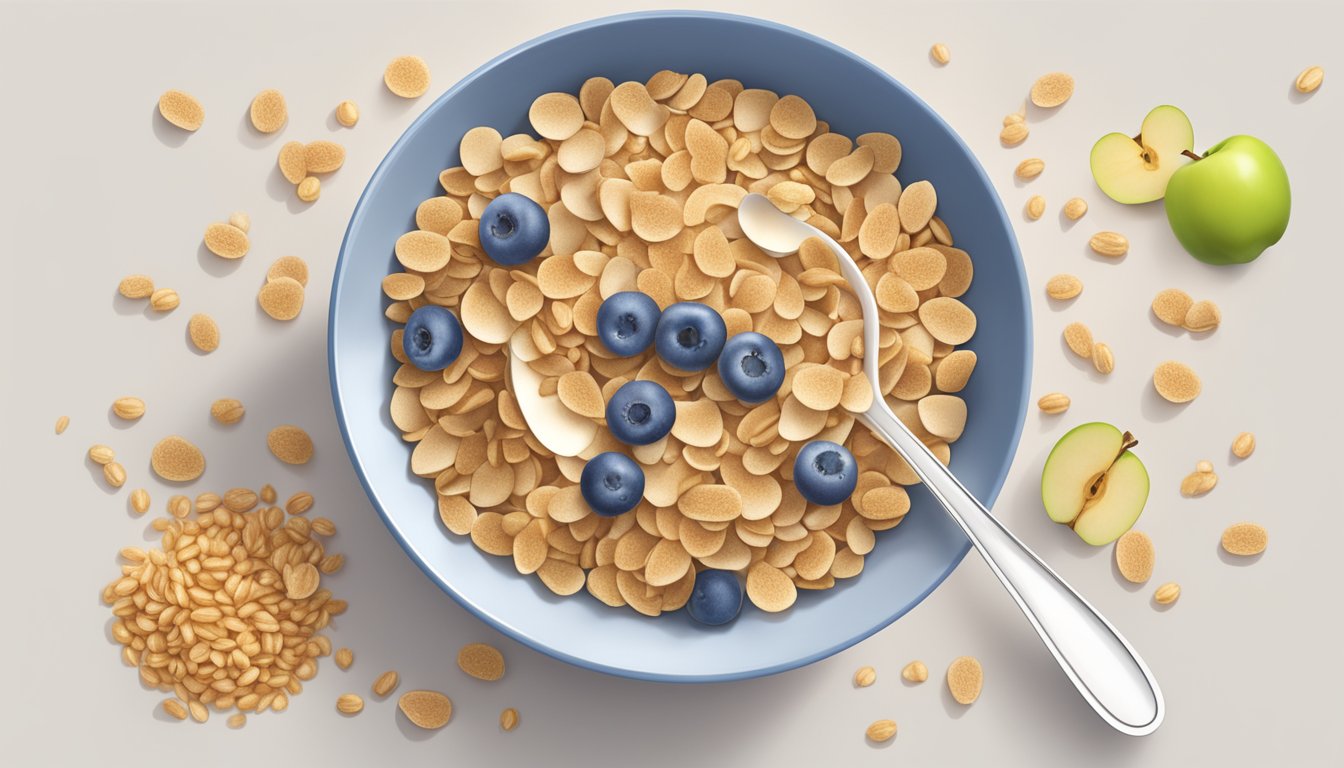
717 332 785 403
687 569 743 626
580 452 645 517
793 441 858 506
605 381 675 446
478 192 549 266
654 302 727 372
596 291 661 357
402 305 463 372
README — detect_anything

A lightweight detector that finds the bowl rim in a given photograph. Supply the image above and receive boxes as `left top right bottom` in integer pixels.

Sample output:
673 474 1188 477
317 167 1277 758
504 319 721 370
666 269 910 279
328 9 1032 682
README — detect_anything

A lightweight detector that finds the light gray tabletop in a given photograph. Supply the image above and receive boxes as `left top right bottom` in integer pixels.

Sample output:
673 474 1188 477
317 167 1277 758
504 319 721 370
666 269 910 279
2 1 1340 765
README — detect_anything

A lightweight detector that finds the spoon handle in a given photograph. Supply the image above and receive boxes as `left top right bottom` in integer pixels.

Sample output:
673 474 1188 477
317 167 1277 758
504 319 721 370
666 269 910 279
859 401 1164 736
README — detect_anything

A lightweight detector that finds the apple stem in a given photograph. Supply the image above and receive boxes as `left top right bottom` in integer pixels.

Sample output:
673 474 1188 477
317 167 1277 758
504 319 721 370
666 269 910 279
1181 149 1202 162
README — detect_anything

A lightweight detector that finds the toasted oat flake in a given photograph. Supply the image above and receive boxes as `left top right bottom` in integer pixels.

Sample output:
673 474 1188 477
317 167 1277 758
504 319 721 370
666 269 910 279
1000 122 1028 146
866 719 897 743
267 255 309 286
1115 531 1154 583
296 177 320 202
1063 197 1088 220
1030 72 1075 107
500 707 519 732
118 275 154 299
457 643 506 681
1295 65 1324 94
373 670 400 698
278 141 307 184
901 660 928 683
1152 289 1194 326
1153 361 1201 403
227 714 246 729
267 425 314 465
1091 342 1114 375
258 277 305 321
211 398 244 424
204 222 249 259
947 656 983 704
1183 300 1221 333
248 89 287 133
1154 583 1181 606
399 690 453 729
1089 231 1128 258
854 666 877 687
54 415 69 434
162 699 188 720
187 313 220 353
1221 523 1267 556
150 436 205 482
103 461 126 488
304 141 345 174
1025 195 1046 220
89 444 115 465
149 288 179 312
1037 392 1070 414
1045 274 1082 300
157 90 203 131
112 397 145 420
337 694 364 715
385 55 431 98
336 100 360 127
1062 322 1093 358
1015 158 1045 180
930 43 950 65
129 488 150 515
336 648 354 670
1232 432 1256 459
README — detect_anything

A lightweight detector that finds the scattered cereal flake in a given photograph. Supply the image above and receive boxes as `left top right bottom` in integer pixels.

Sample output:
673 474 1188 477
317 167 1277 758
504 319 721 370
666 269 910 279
1062 322 1093 358
267 425 314 465
384 55 431 98
1295 65 1324 94
258 276 305 320
1088 231 1128 258
1025 195 1046 220
929 43 950 65
1015 158 1045 180
1183 300 1221 333
248 89 287 133
304 141 345 174
1232 432 1256 459
336 694 364 715
1221 522 1267 556
1151 288 1193 326
151 287 182 312
150 436 205 482
1152 360 1201 403
372 670 400 697
398 690 452 729
901 660 928 683
1000 122 1028 146
1045 274 1082 300
500 707 519 732
1153 583 1181 606
118 275 154 299
157 90 204 131
854 666 876 687
335 647 353 670
1037 392 1070 414
266 255 309 286
1091 342 1114 375
1063 197 1088 220
866 719 897 743
335 100 359 127
210 398 244 425
946 656 983 704
204 222 249 259
54 415 69 434
278 141 307 184
187 313 220 353
1030 72 1075 108
296 176 320 202
457 643 506 681
1115 531 1154 583
112 397 145 420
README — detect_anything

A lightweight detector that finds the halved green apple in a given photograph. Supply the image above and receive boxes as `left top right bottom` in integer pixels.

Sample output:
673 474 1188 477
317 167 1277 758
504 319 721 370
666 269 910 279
1041 422 1150 546
1090 106 1194 204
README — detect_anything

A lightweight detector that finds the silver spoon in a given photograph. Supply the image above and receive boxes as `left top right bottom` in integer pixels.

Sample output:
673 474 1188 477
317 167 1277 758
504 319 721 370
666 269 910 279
737 194 1164 737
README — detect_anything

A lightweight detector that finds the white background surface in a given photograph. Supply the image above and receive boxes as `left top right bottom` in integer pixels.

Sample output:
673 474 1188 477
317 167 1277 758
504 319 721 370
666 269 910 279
2 1 1340 765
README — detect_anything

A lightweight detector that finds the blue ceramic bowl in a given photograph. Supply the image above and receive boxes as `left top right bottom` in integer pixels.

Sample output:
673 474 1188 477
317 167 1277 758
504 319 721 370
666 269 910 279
329 11 1030 682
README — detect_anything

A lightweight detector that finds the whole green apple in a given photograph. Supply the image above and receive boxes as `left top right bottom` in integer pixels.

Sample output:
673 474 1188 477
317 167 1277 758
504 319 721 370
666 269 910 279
1164 135 1290 265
